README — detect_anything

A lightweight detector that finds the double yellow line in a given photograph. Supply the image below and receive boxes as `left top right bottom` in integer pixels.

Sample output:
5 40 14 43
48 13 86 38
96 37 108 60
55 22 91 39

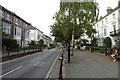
44 52 60 80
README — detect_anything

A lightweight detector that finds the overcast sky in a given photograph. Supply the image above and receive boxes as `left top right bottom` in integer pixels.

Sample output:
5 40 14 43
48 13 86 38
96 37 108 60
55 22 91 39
0 0 118 36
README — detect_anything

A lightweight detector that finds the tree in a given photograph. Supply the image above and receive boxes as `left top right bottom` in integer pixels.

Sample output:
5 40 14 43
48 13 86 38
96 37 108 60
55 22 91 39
28 40 37 49
50 2 99 45
37 39 44 49
2 38 19 50
91 37 98 52
2 38 19 55
74 39 81 49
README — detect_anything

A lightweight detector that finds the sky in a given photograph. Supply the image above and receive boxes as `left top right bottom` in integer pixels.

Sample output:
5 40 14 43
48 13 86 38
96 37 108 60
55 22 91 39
0 0 118 37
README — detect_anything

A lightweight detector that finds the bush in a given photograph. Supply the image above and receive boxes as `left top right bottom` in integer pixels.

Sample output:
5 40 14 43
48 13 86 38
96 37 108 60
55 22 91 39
103 37 112 48
2 38 19 51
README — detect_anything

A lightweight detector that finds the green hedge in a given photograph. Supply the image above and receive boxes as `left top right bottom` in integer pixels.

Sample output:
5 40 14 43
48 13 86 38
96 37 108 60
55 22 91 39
2 38 19 51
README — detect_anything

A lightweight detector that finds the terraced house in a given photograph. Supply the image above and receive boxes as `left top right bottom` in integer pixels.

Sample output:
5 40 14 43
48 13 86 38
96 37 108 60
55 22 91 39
29 26 44 41
0 5 30 48
0 5 13 39
1 5 53 51
94 1 120 47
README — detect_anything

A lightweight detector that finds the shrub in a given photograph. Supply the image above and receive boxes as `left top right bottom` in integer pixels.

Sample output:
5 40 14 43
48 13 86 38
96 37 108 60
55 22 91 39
103 37 112 48
2 38 19 51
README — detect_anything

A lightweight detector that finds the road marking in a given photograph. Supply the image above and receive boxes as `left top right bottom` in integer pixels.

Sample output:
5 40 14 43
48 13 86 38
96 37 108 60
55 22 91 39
31 57 41 62
33 62 45 67
44 53 60 80
0 66 23 78
33 62 40 66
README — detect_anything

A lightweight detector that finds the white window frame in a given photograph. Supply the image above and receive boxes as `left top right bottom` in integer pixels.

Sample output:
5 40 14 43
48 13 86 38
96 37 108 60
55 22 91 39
102 21 103 25
25 24 27 28
106 18 107 23
14 27 17 35
104 28 106 36
14 27 21 37
15 18 18 25
113 13 115 19
7 13 10 21
0 10 4 18
2 22 11 34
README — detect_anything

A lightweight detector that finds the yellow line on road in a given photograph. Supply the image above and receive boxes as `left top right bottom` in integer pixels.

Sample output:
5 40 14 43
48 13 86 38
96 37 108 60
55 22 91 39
44 52 60 80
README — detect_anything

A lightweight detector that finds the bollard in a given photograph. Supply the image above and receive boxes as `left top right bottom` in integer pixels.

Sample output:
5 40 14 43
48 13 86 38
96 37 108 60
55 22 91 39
59 56 63 79
59 50 64 80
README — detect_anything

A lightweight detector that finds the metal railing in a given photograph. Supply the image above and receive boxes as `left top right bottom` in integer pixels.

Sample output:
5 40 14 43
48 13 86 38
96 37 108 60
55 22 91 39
110 29 120 36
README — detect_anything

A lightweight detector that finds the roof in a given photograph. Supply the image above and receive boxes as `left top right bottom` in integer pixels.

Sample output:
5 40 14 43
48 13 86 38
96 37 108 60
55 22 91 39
97 6 120 22
0 5 30 25
29 26 43 33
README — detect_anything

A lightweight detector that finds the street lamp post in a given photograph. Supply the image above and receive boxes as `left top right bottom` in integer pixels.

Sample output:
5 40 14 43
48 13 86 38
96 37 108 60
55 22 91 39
71 26 74 56
68 2 71 63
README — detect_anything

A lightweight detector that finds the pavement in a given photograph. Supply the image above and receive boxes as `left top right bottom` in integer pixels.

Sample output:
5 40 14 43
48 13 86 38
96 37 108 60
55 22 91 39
63 49 119 79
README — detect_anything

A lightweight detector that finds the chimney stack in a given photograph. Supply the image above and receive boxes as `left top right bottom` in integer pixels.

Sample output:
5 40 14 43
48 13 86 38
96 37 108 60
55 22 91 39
107 7 113 14
118 0 120 6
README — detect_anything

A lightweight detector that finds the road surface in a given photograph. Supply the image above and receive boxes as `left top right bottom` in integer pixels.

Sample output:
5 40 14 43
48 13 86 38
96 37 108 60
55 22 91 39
1 48 61 79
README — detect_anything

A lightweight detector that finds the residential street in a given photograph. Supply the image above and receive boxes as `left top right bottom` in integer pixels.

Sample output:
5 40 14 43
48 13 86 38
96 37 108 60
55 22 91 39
1 48 61 79
64 49 118 78
1 0 120 80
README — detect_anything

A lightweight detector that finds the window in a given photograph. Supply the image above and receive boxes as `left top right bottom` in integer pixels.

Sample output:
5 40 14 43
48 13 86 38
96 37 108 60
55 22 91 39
119 10 120 19
113 25 116 34
15 18 18 25
102 21 103 25
104 28 106 36
2 22 11 34
14 28 17 35
106 18 107 23
27 32 29 39
97 31 99 38
14 27 21 36
113 13 115 19
25 24 27 28
31 30 34 33
38 34 40 40
17 27 21 36
7 14 10 21
0 10 4 18
25 31 29 39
